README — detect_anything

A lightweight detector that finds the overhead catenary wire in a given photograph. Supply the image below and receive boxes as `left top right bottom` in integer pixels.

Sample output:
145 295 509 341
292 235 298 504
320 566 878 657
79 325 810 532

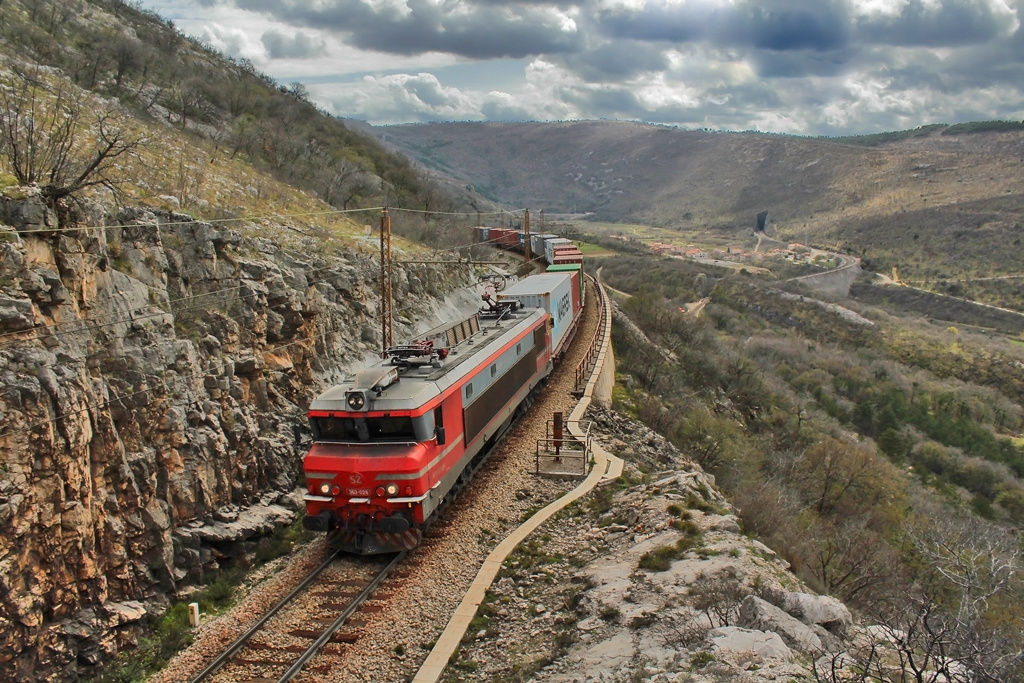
3 205 527 237
0 224 530 432
0 237 522 428
0 239 520 438
0 210 520 348
0 226 518 351
5 206 386 236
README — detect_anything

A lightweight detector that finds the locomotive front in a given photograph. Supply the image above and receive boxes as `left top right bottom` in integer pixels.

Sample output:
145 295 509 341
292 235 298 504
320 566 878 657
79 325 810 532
302 365 444 554
302 301 558 555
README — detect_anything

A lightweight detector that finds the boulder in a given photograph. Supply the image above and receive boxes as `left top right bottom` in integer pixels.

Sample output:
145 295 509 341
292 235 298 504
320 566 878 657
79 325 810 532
192 502 295 544
102 601 147 625
0 295 34 331
777 591 852 636
706 626 794 661
739 595 824 655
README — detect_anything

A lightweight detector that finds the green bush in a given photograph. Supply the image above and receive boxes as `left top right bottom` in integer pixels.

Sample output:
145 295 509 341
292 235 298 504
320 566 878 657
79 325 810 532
639 544 680 572
690 650 716 668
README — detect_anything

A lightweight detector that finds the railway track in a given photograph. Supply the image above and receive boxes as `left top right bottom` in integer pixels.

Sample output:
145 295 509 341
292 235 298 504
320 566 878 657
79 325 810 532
190 551 405 683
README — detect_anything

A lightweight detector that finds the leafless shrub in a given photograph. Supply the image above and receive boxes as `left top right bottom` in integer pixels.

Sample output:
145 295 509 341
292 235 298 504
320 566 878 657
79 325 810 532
0 64 142 208
823 511 1024 682
689 569 748 628
661 612 713 649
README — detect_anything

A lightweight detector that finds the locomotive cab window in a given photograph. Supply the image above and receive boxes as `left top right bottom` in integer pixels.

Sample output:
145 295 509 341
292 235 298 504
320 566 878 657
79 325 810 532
311 415 417 443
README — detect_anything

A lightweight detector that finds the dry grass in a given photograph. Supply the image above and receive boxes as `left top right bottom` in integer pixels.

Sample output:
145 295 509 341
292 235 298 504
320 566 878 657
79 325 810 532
117 126 389 254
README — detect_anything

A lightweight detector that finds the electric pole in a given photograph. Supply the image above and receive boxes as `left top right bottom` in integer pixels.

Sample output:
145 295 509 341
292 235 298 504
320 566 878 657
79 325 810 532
380 207 394 355
524 209 532 263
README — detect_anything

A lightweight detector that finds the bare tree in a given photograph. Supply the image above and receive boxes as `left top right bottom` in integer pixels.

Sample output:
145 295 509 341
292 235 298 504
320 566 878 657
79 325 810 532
817 514 1023 682
0 66 142 208
110 34 144 90
911 518 1023 681
805 518 901 603
320 158 372 210
794 436 886 516
689 569 747 627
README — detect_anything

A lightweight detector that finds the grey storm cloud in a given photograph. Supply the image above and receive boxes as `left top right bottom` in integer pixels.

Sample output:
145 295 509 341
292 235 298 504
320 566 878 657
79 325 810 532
183 0 1024 131
218 0 1023 76
723 3 853 51
235 0 583 59
261 29 328 58
595 0 852 52
560 84 648 121
857 0 1013 47
751 46 863 79
562 40 670 82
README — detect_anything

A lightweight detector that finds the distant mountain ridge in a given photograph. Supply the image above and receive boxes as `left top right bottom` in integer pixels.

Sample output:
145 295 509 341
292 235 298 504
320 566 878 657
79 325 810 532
371 120 1024 289
370 120 1023 228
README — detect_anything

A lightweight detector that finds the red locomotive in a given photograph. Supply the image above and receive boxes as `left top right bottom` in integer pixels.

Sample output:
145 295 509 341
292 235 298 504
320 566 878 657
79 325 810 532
302 269 584 554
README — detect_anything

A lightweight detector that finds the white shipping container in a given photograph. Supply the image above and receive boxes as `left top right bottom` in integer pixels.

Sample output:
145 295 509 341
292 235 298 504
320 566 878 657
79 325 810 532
498 273 576 356
544 237 573 264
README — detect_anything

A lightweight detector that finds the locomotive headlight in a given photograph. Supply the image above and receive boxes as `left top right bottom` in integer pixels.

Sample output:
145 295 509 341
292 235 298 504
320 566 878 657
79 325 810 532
346 391 366 410
385 483 399 496
319 482 331 495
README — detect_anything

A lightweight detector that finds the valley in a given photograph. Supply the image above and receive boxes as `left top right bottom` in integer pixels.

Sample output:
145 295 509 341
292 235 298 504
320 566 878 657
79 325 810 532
0 1 1022 681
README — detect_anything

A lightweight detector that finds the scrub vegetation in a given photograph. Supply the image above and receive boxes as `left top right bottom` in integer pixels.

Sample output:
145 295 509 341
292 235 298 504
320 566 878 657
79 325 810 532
0 0 488 246
596 251 1024 681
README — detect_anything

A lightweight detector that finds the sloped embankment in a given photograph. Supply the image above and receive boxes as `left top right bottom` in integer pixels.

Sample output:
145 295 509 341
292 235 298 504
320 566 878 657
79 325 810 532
444 406 856 682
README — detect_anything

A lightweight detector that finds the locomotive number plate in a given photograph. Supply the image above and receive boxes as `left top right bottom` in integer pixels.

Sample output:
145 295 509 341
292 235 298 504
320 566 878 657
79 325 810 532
347 488 371 497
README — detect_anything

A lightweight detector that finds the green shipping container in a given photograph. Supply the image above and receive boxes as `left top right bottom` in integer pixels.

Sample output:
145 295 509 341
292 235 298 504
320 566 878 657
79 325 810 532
546 263 584 304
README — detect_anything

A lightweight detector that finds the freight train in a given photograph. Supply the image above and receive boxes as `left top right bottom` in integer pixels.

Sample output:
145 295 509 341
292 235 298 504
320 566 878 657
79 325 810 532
477 226 585 267
301 229 584 554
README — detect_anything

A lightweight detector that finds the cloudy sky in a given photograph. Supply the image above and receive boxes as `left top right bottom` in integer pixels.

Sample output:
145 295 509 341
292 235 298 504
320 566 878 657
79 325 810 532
137 0 1024 135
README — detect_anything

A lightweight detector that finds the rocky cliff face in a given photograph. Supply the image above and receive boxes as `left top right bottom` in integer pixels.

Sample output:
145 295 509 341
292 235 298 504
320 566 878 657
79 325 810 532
0 194 472 679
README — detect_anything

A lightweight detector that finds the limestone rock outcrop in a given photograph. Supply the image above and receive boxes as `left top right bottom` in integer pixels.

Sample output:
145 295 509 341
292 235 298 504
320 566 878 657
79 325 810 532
457 406 858 683
0 198 472 679
738 595 824 655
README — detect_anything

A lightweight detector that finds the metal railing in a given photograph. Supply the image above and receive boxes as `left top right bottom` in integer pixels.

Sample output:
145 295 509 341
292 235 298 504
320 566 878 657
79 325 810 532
535 418 593 477
573 274 608 395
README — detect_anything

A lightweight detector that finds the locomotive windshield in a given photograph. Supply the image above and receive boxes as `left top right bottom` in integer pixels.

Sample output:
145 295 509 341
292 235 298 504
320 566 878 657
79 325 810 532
311 414 431 443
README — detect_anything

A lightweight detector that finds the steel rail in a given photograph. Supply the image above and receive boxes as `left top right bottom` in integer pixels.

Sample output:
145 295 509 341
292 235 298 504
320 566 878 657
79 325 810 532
188 549 342 683
277 550 408 682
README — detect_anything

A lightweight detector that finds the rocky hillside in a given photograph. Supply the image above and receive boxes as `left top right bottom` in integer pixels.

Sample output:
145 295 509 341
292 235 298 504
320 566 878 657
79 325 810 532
0 0 490 222
0 193 475 680
442 406 858 683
